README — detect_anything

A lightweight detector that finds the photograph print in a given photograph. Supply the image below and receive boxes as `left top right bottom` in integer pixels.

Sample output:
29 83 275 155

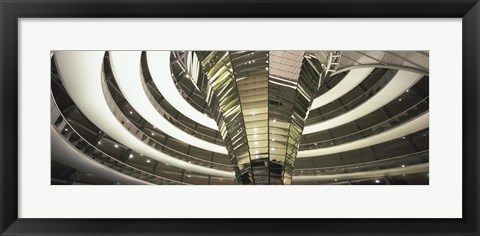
51 51 429 185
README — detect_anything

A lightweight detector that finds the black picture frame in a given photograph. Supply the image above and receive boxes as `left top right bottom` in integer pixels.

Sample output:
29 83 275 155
1 0 479 235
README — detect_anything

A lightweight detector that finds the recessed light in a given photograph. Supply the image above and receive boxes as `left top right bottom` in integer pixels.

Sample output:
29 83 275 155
375 180 380 183
129 111 133 114
401 165 405 167
114 144 118 148
98 141 102 144
129 154 133 158
273 119 276 122
398 98 402 101
152 133 155 136
334 179 337 181
146 160 151 163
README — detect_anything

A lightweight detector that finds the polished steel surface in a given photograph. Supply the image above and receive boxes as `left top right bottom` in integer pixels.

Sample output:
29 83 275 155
185 51 331 184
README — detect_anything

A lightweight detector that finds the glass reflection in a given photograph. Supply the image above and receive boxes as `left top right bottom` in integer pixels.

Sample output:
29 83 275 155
184 51 331 184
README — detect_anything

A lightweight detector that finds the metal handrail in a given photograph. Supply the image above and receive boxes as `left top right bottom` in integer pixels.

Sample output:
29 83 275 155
50 92 187 185
170 51 213 114
293 150 428 176
300 96 429 149
101 73 233 171
140 66 223 144
307 69 394 123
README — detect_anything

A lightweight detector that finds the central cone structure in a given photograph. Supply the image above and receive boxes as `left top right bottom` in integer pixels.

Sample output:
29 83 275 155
183 51 332 184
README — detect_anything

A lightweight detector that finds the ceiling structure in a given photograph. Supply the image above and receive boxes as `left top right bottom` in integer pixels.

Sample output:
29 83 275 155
51 50 429 185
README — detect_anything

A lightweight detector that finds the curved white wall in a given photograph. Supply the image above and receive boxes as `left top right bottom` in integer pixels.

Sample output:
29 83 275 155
293 163 428 183
310 68 373 109
146 51 218 129
109 51 227 154
153 51 421 137
55 51 233 178
298 112 429 158
51 126 151 185
54 124 426 185
53 51 427 180
304 70 423 134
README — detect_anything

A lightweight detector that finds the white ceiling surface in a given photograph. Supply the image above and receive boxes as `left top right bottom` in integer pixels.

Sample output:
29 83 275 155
293 163 428 182
298 112 429 158
51 126 151 185
304 70 423 134
109 51 227 154
55 51 233 178
146 51 218 130
310 68 374 109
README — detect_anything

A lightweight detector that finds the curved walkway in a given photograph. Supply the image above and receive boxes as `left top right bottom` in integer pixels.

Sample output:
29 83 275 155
51 126 151 185
298 112 429 158
110 51 227 154
292 163 428 183
304 70 423 134
55 51 233 178
54 51 427 178
146 51 218 129
310 68 373 109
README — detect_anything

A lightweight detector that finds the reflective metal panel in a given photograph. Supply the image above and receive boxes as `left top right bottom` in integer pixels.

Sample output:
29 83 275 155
182 51 329 184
